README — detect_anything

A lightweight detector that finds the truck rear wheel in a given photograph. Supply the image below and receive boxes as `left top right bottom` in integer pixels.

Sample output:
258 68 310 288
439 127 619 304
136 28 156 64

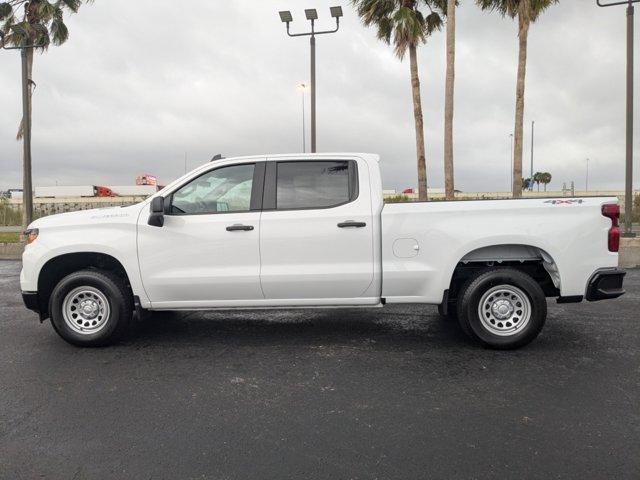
456 268 546 350
49 269 132 347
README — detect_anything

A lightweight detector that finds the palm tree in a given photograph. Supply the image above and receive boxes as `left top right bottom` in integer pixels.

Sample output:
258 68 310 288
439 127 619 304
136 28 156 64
533 171 543 191
443 0 457 200
540 171 551 191
353 0 446 201
476 0 558 198
0 0 92 233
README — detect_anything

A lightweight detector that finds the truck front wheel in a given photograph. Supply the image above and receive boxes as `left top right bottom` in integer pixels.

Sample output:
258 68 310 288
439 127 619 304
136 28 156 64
456 268 547 350
49 269 132 347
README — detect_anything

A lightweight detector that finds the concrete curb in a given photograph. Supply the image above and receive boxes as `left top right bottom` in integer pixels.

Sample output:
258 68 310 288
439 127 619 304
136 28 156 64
620 237 640 268
0 243 23 260
1 240 639 267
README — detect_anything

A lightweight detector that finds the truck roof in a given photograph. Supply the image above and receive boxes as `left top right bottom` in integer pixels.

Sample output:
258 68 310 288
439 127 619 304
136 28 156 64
212 153 381 163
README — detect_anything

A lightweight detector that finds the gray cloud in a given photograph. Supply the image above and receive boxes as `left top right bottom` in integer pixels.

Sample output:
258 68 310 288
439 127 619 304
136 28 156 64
0 0 638 192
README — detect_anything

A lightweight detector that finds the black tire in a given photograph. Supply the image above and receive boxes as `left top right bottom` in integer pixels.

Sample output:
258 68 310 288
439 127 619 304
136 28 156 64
456 268 546 350
49 269 133 347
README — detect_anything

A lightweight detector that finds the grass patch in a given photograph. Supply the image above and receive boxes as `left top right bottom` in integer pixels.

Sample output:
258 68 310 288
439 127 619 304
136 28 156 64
0 232 20 243
384 195 412 203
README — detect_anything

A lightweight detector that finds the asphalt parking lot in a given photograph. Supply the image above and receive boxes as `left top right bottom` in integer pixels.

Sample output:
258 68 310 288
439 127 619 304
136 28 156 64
1 260 638 479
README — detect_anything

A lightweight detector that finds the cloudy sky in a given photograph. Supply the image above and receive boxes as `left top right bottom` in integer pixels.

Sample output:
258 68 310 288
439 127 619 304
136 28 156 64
0 0 638 192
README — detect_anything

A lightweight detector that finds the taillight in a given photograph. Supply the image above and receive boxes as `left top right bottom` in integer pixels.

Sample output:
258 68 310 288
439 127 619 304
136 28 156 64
602 204 620 252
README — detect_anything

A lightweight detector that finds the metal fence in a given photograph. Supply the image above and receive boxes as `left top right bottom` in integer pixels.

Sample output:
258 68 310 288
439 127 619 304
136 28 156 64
2 193 638 228
0 197 148 227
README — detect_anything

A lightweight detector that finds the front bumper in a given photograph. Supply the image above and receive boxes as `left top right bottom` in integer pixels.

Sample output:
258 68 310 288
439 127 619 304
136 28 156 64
586 268 626 301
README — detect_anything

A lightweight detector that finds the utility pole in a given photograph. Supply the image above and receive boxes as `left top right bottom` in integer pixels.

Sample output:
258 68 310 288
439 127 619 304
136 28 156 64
279 7 343 153
1 31 46 239
597 0 637 236
530 121 535 191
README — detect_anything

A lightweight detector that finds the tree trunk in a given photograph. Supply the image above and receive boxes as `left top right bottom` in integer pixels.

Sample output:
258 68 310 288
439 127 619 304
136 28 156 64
512 11 530 198
444 0 456 201
20 47 35 237
409 44 428 201
16 47 34 141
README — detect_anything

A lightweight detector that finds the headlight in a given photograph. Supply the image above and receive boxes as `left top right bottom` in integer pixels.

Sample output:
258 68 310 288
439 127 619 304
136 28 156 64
24 228 39 245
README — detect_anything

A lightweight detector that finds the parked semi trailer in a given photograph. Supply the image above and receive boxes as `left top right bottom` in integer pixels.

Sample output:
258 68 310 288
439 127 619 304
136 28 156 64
107 186 157 197
34 186 115 198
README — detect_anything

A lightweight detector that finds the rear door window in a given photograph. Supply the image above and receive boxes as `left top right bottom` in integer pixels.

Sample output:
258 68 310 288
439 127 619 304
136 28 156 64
276 161 352 210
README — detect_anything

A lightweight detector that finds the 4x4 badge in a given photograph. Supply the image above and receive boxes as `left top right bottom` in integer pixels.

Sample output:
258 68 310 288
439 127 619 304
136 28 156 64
544 199 584 205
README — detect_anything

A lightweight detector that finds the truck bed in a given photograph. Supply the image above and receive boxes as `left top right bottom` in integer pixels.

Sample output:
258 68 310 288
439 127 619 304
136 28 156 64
380 197 619 303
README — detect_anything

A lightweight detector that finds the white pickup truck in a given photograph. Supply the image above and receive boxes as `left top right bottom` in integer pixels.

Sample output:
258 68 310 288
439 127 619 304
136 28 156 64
20 153 626 349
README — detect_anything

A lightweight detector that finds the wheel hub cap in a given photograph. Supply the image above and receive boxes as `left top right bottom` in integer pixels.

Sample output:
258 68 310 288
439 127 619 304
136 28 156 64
62 286 110 335
80 299 100 318
477 285 532 337
491 299 514 319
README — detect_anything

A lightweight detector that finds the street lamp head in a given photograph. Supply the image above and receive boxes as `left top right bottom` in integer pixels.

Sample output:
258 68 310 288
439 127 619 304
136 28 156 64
330 6 343 18
297 82 308 91
279 10 293 23
596 0 640 7
305 8 318 21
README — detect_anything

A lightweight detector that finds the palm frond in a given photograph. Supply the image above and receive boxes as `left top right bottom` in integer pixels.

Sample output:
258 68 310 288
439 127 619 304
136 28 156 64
10 20 30 40
353 0 445 60
475 0 557 21
36 1 58 22
425 11 443 34
50 17 67 45
0 2 12 21
2 12 15 34
57 0 81 13
530 0 558 22
33 21 50 49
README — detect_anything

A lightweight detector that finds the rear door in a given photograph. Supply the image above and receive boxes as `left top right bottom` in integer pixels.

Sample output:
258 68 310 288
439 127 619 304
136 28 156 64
259 158 374 301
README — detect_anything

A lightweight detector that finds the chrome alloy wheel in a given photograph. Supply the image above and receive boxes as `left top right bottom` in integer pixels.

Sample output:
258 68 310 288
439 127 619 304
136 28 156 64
62 286 111 335
477 284 531 337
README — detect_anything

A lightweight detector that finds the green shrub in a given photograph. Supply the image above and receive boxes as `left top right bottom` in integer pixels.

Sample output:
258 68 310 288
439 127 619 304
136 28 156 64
384 195 412 203
0 200 22 226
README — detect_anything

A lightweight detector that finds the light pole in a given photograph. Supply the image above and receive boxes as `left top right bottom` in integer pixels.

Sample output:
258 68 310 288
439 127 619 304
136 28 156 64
597 0 637 236
279 7 343 153
0 31 46 238
586 158 590 192
298 83 308 152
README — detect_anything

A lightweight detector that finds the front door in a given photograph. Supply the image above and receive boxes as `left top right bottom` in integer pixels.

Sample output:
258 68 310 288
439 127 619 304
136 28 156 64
259 159 374 301
137 162 265 308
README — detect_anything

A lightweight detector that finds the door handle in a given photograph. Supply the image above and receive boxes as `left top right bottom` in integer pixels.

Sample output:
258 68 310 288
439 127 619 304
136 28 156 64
337 221 367 228
226 224 254 232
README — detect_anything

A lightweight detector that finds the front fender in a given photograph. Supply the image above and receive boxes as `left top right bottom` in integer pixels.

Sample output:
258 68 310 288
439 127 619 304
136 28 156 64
20 223 149 306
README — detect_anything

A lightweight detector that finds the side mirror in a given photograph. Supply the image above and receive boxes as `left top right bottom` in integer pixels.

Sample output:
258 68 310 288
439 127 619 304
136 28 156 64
148 196 165 227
